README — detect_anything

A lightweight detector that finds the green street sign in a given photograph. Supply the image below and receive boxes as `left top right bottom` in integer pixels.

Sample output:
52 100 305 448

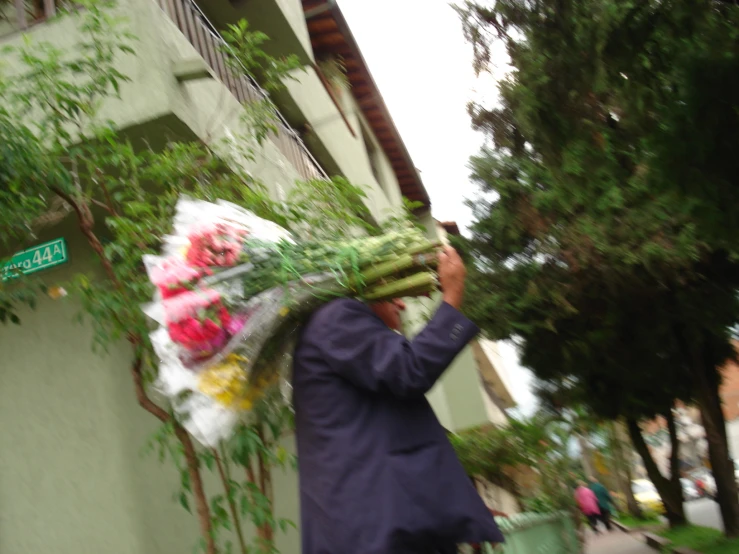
1 238 69 281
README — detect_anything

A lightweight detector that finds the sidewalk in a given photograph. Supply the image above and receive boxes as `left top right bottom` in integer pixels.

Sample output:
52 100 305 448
585 531 653 554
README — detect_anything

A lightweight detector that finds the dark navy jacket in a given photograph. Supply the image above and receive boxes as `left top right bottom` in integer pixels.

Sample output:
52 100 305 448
293 298 504 554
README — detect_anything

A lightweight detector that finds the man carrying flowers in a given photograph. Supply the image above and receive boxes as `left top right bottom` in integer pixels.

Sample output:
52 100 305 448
293 246 504 554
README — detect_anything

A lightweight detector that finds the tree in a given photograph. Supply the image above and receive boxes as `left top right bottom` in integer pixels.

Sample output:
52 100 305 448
456 0 739 535
0 2 404 552
524 295 695 527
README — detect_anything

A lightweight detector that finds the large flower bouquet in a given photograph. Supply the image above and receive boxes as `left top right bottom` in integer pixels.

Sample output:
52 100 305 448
144 197 439 445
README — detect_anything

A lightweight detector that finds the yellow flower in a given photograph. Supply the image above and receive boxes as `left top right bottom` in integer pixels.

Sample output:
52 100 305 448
279 306 290 317
243 397 256 409
198 354 256 410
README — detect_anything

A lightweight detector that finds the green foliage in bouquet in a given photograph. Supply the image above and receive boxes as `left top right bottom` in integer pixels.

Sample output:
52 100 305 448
0 2 422 553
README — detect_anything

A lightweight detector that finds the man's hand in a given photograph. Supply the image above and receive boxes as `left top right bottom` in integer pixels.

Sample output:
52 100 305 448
438 245 466 309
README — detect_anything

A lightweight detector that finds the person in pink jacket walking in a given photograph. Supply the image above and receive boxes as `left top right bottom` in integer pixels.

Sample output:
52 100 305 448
574 481 601 533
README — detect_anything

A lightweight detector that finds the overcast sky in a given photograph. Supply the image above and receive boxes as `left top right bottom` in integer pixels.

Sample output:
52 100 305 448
337 0 538 415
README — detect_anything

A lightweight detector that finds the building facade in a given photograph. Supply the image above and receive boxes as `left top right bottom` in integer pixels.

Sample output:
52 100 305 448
719 345 739 462
1 1 517 553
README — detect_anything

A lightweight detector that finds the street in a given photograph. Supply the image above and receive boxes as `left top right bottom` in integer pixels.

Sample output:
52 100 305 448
585 532 653 554
686 498 723 531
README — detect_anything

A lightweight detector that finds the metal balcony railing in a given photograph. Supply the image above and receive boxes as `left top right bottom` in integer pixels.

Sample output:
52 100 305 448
156 0 328 182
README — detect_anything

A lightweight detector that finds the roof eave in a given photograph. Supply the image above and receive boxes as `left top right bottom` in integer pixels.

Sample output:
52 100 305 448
303 1 431 211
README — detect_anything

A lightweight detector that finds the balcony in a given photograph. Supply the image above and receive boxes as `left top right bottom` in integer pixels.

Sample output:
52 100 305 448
1 0 328 183
156 0 327 182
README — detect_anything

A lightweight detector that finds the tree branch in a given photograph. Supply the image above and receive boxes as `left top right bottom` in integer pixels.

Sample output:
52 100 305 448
91 198 116 215
50 185 119 287
627 418 685 525
177 425 217 554
97 174 119 217
666 407 681 489
215 449 248 554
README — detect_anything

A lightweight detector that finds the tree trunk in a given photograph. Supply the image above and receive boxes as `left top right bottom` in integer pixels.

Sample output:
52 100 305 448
610 421 643 518
627 418 686 527
693 355 739 536
679 327 739 537
665 407 686 515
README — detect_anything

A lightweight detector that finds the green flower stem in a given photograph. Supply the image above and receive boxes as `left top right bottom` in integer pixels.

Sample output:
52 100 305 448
375 241 441 263
358 249 439 288
363 271 438 301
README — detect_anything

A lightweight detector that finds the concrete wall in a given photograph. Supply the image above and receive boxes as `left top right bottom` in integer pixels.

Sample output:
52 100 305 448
344 91 406 209
479 340 515 402
481 385 510 427
404 220 492 433
172 0 402 222
282 66 400 221
273 0 313 57
0 221 194 554
0 1 20 38
403 290 489 433
0 219 303 554
223 0 314 63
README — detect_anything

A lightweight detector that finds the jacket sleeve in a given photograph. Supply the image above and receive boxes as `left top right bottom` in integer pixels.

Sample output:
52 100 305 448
308 298 479 398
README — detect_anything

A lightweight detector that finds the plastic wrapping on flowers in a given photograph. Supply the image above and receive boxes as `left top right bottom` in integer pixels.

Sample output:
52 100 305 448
143 196 439 446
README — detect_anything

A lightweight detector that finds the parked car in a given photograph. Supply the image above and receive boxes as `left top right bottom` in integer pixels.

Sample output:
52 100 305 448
681 478 700 501
632 479 665 514
688 468 717 499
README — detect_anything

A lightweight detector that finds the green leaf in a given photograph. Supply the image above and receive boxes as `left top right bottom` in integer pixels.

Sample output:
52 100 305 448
179 492 191 514
201 450 215 472
181 469 192 493
240 494 251 516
